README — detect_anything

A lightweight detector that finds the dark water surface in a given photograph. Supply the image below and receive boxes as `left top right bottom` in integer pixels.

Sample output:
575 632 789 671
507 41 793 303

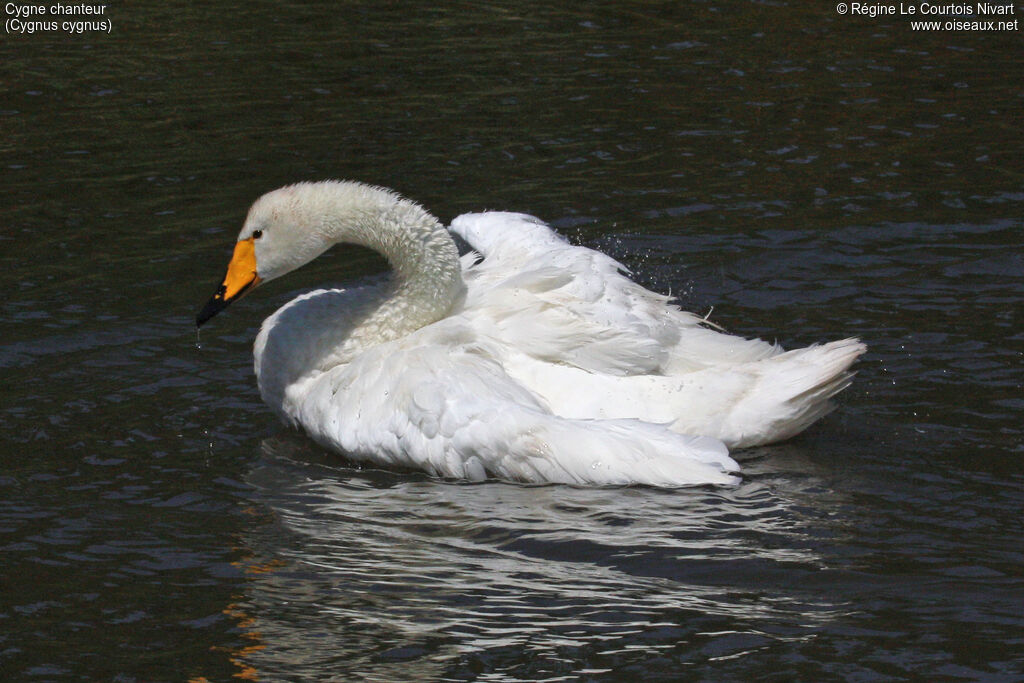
2 2 1022 681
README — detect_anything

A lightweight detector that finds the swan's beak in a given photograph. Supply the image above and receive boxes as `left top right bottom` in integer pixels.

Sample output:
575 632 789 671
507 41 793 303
196 237 262 327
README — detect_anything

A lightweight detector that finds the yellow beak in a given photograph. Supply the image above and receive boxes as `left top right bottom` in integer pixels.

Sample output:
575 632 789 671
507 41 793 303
196 237 262 327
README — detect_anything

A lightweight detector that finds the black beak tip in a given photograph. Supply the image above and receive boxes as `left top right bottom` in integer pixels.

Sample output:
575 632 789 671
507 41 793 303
196 295 227 328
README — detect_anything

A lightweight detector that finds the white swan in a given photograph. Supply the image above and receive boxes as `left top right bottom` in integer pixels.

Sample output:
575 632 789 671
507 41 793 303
196 181 865 487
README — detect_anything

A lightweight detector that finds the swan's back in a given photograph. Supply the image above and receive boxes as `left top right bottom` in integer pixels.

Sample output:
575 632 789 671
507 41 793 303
450 212 784 376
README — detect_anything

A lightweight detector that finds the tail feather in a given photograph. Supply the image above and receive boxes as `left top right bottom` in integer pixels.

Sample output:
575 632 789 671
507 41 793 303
724 338 866 448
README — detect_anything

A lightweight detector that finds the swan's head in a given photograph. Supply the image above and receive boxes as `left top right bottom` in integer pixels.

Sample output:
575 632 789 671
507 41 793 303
196 184 339 327
196 181 455 328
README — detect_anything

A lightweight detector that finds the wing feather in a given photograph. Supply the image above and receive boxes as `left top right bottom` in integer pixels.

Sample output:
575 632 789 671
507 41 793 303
288 326 737 486
451 211 780 376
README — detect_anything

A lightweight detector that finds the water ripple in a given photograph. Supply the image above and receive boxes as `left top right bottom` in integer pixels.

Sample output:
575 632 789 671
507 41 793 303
227 437 850 679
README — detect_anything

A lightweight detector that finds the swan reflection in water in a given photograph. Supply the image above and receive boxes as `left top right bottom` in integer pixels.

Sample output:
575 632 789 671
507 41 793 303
213 434 849 680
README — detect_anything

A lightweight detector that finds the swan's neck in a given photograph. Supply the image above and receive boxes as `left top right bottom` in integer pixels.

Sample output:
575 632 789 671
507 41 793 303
322 188 464 349
254 185 465 414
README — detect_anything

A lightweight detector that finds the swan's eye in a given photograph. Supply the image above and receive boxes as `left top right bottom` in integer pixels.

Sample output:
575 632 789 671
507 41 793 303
252 230 264 240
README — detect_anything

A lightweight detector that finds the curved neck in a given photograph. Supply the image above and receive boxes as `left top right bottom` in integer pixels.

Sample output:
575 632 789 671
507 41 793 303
254 184 466 413
321 186 465 344
261 183 467 374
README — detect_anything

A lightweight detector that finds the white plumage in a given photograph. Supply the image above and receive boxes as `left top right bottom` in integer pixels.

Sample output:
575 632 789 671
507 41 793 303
198 181 865 487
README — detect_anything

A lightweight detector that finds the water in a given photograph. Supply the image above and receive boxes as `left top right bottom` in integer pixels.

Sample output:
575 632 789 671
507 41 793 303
2 2 1022 680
